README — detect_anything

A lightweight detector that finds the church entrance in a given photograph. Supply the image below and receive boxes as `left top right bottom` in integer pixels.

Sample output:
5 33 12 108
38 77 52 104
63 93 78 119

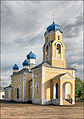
53 83 59 99
17 88 19 99
56 83 58 99
63 82 72 104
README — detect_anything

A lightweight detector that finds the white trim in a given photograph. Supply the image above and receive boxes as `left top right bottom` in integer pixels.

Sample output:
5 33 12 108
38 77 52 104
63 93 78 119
32 70 34 100
60 99 63 105
54 84 56 99
42 68 65 72
14 86 16 95
61 78 75 80
65 83 67 99
23 72 26 101
32 67 42 72
19 85 22 95
52 58 65 60
13 69 19 72
45 43 50 61
33 73 74 80
61 72 73 79
33 75 41 78
71 84 72 99
35 83 39 94
23 66 29 69
73 70 75 79
41 67 44 105
13 98 29 102
35 83 39 87
8 88 11 100
55 42 62 59
42 66 75 71
32 98 41 104
23 72 32 75
52 44 53 58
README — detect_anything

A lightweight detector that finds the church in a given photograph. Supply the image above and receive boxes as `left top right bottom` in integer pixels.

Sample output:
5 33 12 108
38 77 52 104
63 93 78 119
4 21 76 105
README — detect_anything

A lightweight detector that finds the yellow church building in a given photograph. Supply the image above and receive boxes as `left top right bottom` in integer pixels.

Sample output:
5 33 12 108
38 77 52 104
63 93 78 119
4 21 76 105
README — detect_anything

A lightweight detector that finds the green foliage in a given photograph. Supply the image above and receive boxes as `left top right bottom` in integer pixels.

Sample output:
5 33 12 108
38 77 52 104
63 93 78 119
75 77 84 102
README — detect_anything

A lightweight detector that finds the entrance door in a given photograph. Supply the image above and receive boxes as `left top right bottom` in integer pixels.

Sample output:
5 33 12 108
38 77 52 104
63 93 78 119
17 88 19 99
56 83 58 99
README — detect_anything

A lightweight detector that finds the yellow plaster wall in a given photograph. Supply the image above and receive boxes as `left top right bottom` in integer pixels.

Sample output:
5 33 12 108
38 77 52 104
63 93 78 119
34 69 41 99
29 81 32 99
11 74 23 99
5 89 8 98
26 73 32 99
48 32 55 41
51 59 66 68
55 31 62 41
43 67 74 100
43 30 66 68
11 73 32 100
66 83 71 99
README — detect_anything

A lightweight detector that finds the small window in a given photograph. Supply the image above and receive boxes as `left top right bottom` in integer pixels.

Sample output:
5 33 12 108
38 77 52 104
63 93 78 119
36 85 39 94
2 95 4 98
35 83 39 94
14 86 16 95
19 86 22 95
17 80 19 83
46 34 48 41
37 73 38 76
57 44 61 53
46 45 49 56
58 35 60 40
46 36 48 41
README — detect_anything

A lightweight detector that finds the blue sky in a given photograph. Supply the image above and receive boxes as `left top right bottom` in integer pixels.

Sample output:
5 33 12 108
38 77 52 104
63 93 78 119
1 1 83 87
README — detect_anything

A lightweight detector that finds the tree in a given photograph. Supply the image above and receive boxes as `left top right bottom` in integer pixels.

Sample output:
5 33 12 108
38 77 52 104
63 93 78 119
75 77 84 102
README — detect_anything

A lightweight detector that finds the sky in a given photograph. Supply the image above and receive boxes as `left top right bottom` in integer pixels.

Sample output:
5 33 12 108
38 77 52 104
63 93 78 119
1 1 83 87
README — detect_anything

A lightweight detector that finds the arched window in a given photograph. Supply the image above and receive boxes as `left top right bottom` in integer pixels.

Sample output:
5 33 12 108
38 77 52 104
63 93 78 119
19 85 22 95
58 35 60 40
57 44 61 53
46 45 49 56
35 83 39 94
45 43 50 58
14 86 16 95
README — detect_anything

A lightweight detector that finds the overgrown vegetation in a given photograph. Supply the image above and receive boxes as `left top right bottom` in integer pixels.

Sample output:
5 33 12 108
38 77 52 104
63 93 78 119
75 77 84 102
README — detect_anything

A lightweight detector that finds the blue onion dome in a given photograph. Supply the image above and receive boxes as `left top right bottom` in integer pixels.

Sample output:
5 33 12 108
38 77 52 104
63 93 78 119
27 51 36 59
23 59 30 66
13 64 19 70
47 21 61 32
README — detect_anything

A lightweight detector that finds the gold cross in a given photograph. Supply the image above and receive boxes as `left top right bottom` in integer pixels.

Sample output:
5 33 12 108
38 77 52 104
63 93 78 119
51 14 56 21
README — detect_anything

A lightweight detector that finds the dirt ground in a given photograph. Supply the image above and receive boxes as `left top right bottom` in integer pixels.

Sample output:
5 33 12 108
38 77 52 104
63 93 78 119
0 101 84 119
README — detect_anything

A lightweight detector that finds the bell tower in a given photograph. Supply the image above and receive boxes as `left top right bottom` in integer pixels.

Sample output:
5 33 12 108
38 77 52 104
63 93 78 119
43 21 66 68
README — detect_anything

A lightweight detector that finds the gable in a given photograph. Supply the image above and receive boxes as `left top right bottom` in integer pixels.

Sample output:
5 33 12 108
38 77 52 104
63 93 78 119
61 73 73 79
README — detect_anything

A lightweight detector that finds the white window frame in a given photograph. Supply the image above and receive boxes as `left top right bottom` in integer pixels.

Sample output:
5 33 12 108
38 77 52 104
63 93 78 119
35 83 39 94
17 79 19 84
55 42 62 59
14 86 16 95
58 34 60 40
45 43 50 60
19 85 22 95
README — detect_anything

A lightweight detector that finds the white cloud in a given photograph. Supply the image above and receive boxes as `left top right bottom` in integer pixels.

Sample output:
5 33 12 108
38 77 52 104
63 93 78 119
1 1 83 87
